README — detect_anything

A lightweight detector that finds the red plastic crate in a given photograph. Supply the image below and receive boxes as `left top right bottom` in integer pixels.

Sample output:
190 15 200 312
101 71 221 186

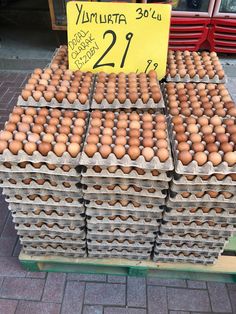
169 17 211 51
209 18 236 53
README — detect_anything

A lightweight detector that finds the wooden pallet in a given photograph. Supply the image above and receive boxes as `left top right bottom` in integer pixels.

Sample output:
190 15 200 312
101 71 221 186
19 251 236 283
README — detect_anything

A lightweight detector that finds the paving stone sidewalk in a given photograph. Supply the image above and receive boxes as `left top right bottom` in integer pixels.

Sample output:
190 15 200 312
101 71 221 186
0 71 235 314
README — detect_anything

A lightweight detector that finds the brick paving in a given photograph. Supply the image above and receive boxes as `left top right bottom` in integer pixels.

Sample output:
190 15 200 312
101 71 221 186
0 70 235 313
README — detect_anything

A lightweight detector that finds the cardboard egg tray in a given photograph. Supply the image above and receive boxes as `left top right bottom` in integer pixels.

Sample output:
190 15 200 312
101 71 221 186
167 194 236 208
82 166 172 182
88 250 150 260
154 243 223 255
48 45 68 68
0 179 82 193
0 108 89 166
2 187 83 198
0 162 81 179
8 203 85 215
0 163 81 181
163 83 235 119
80 111 174 170
166 72 226 84
91 80 164 110
153 252 216 264
163 208 236 224
168 124 236 176
4 192 84 208
156 234 228 246
83 193 166 206
20 234 86 246
81 176 169 189
86 205 163 220
15 223 85 238
87 229 157 242
170 181 236 193
87 216 160 232
173 174 236 186
23 242 86 250
22 246 86 258
83 185 167 199
87 239 153 251
160 221 235 237
12 211 85 227
86 207 163 220
18 73 95 110
166 51 226 83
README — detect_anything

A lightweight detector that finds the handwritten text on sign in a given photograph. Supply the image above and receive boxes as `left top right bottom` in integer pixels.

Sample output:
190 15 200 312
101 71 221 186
67 2 171 79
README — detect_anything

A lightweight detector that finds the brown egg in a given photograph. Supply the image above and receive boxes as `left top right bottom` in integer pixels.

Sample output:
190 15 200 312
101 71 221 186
9 140 22 155
142 147 154 161
21 89 31 100
192 142 205 152
24 142 37 155
206 143 218 152
220 142 233 153
113 145 126 159
203 134 215 144
189 133 202 143
70 135 81 144
143 129 153 138
9 113 21 124
129 121 140 129
223 152 236 166
14 132 26 142
178 151 192 165
117 120 128 129
59 125 70 135
216 133 228 143
127 146 140 160
31 124 43 134
104 119 114 128
177 142 190 151
42 133 54 143
154 130 166 140
143 138 154 148
208 152 222 166
115 136 126 146
194 152 207 165
0 131 13 141
121 166 132 174
156 148 169 162
0 140 8 153
67 143 80 157
99 145 112 158
101 135 112 145
87 134 99 145
18 122 30 133
129 112 140 121
45 124 57 134
105 112 115 120
156 139 168 149
117 93 126 104
128 138 140 146
129 129 140 138
27 133 40 143
175 132 188 142
35 115 46 125
38 142 52 156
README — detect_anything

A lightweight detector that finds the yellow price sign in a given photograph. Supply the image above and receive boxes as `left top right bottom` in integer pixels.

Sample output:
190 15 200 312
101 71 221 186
67 1 171 79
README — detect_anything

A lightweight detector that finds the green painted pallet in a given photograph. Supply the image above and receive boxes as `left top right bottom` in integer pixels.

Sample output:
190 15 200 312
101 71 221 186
19 251 236 283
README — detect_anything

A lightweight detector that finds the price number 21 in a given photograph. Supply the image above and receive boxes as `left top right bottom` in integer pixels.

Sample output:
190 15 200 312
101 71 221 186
93 30 134 69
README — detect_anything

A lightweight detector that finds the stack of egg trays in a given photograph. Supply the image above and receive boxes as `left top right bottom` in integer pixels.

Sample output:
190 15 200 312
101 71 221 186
154 168 236 264
0 160 86 258
0 109 89 258
80 111 174 260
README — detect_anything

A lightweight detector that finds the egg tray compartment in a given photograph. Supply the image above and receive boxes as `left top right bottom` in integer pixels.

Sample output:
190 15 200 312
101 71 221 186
20 234 86 246
4 192 84 208
2 186 83 199
160 221 235 237
17 75 95 110
81 176 169 190
168 193 236 208
87 239 153 250
86 207 163 220
15 222 85 237
173 174 236 187
0 162 81 178
0 179 82 193
156 233 227 246
22 246 86 258
12 211 85 227
83 192 166 206
163 207 236 224
82 167 172 182
80 113 174 170
168 122 236 176
165 73 226 84
86 204 163 219
8 202 85 215
87 217 161 232
154 243 222 255
83 185 167 199
163 83 234 119
91 80 164 110
153 252 216 264
88 249 151 260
